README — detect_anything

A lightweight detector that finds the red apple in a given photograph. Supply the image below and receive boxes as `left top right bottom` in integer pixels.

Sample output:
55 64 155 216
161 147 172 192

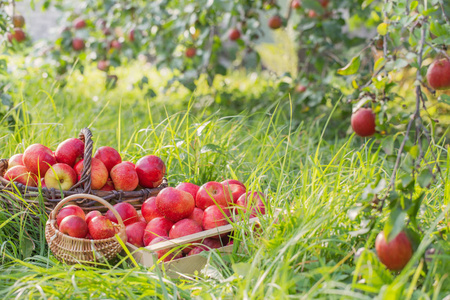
88 216 116 240
44 163 77 191
202 205 231 230
55 138 84 167
59 215 88 238
291 0 301 9
175 182 200 200
72 38 85 51
351 108 376 137
186 47 196 58
126 221 147 247
187 238 222 256
56 204 86 226
268 15 282 29
4 165 38 187
375 231 413 271
426 59 450 90
73 18 86 29
141 197 164 222
188 246 207 256
129 29 135 41
102 28 112 35
105 202 138 226
149 236 182 261
236 191 267 217
196 181 229 210
23 144 56 178
169 219 203 239
308 10 318 18
93 146 121 173
122 161 135 168
147 217 174 233
12 15 25 28
221 180 246 203
143 224 170 246
110 162 139 191
295 85 307 93
318 0 329 8
7 28 26 43
110 40 121 50
74 158 108 190
97 60 109 71
100 177 115 191
85 210 102 225
187 207 204 227
135 155 166 188
8 153 24 169
156 187 195 222
228 28 241 41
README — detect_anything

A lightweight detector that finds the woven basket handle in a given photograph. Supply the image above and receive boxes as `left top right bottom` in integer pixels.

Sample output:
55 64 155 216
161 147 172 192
70 128 93 193
49 194 125 229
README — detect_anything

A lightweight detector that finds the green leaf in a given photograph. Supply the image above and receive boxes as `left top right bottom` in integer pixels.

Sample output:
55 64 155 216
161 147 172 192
409 145 419 159
337 56 361 76
384 207 406 243
301 0 325 14
438 94 450 105
407 193 425 228
362 0 376 9
430 21 447 37
377 23 389 36
409 1 418 12
374 57 385 72
417 169 433 188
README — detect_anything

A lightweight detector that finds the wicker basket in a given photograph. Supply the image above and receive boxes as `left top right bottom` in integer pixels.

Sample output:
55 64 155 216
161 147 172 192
46 194 127 264
0 127 168 216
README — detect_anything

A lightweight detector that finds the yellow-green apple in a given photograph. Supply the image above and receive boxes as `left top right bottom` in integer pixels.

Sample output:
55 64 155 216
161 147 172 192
236 192 266 217
93 146 122 173
44 163 77 190
141 196 164 222
8 153 24 169
88 216 116 240
59 215 88 238
110 162 139 191
72 38 85 51
426 59 450 90
73 18 86 29
175 182 200 200
106 202 138 226
156 187 195 222
56 204 86 226
12 15 25 28
351 108 376 137
126 221 147 247
228 28 241 41
85 210 102 225
55 138 84 167
185 47 196 58
187 207 204 227
202 205 231 230
268 15 282 29
149 236 182 261
221 179 246 203
375 231 413 271
7 28 26 43
100 177 115 191
196 182 229 210
23 144 56 177
4 165 38 187
135 155 166 188
74 158 108 190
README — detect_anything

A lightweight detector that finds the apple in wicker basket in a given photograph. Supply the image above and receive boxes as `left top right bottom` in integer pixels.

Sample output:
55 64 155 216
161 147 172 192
55 138 85 167
135 155 166 188
88 216 116 240
56 205 86 226
44 163 77 191
74 158 108 190
94 146 122 173
59 215 88 238
7 154 24 169
85 210 102 225
4 165 38 187
23 144 57 177
106 202 139 226
110 162 139 191
100 177 115 191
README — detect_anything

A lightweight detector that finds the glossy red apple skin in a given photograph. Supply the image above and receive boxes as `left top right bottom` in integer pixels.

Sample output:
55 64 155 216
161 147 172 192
268 15 282 29
44 163 77 190
426 59 450 90
202 205 231 230
122 161 135 168
135 155 166 188
126 221 147 247
375 231 413 271
88 216 116 240
141 197 164 222
187 207 204 227
7 28 26 43
56 205 86 226
4 166 38 187
110 162 139 191
143 224 170 246
169 219 203 239
72 38 85 51
147 217 174 233
85 210 102 225
93 146 122 173
74 158 108 190
175 182 200 200
8 154 24 168
228 28 241 41
196 182 229 210
59 215 88 238
318 0 329 8
106 202 139 226
156 187 195 222
100 178 115 191
186 47 196 58
73 18 86 29
221 179 245 189
187 238 222 256
55 138 85 167
149 236 183 261
236 191 267 217
221 180 246 203
351 108 376 137
23 144 56 178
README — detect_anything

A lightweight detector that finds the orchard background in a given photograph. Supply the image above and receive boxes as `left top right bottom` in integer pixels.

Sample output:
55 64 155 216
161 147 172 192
0 0 449 299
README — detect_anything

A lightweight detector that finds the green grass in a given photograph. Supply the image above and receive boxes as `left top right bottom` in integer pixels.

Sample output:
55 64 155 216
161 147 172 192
0 63 449 299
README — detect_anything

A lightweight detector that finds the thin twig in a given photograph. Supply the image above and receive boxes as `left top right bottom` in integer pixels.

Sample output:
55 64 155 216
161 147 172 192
439 0 450 24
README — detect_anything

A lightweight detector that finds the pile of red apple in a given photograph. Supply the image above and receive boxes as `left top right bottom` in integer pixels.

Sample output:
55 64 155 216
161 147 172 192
3 138 166 192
